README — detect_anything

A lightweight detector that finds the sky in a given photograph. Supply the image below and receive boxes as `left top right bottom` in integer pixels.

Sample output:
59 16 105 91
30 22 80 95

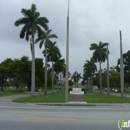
0 0 130 76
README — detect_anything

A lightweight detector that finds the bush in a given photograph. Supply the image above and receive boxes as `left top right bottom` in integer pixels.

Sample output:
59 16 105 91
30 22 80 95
82 88 86 94
68 88 72 93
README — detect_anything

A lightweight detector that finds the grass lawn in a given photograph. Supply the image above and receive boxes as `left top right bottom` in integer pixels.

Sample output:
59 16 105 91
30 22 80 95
0 88 25 96
13 92 73 103
81 92 130 103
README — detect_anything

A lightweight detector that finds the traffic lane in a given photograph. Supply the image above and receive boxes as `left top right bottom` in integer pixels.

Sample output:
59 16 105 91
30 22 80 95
0 118 118 130
0 105 129 130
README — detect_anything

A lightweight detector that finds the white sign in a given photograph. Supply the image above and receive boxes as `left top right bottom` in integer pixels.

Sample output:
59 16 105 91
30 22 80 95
70 87 84 95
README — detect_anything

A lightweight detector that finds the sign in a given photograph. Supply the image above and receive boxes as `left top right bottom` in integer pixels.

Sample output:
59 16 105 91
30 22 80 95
118 119 130 130
70 88 84 95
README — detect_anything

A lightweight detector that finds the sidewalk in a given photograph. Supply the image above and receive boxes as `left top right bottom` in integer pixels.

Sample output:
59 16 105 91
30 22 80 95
0 93 31 102
68 94 87 105
72 94 83 102
0 91 55 102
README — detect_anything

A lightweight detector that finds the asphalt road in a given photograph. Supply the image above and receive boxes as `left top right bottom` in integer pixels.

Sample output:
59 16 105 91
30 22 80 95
0 102 130 130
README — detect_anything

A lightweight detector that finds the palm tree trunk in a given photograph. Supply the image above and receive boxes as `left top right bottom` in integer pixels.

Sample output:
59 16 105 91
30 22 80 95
60 72 62 91
52 61 54 93
44 45 47 95
88 77 89 89
99 61 102 93
91 74 93 92
56 80 58 92
30 34 35 97
57 73 60 92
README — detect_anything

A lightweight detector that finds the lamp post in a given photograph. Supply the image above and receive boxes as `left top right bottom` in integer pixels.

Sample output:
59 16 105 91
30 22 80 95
65 0 70 102
119 31 124 98
107 44 110 95
44 44 47 95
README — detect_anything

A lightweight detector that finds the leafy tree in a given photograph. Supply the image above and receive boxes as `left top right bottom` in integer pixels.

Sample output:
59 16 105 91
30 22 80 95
35 58 44 89
14 3 49 97
117 50 130 84
90 41 108 93
0 58 14 91
11 56 31 91
69 80 73 86
109 66 120 89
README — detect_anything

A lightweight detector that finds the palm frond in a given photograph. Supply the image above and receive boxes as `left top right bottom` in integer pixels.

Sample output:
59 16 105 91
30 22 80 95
19 25 26 38
36 25 43 38
39 40 44 48
37 17 49 30
48 34 58 39
90 43 98 50
31 4 37 13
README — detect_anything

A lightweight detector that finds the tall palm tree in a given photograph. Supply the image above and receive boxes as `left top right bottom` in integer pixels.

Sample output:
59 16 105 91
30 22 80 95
54 58 65 91
14 4 48 97
83 59 97 91
90 41 108 93
43 42 61 93
35 29 58 95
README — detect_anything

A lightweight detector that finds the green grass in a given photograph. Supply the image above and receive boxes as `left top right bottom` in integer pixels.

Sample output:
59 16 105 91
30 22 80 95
1 88 25 96
81 92 130 103
13 92 73 103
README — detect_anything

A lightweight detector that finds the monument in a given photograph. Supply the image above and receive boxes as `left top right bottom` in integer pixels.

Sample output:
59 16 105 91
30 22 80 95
70 88 84 94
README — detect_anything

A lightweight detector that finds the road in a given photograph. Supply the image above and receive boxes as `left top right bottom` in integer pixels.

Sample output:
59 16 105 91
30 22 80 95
0 102 130 130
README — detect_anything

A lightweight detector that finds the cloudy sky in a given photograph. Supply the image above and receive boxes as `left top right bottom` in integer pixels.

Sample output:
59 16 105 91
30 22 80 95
0 0 130 75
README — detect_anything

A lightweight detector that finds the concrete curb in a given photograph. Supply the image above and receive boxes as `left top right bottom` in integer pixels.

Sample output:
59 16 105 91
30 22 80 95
26 102 130 107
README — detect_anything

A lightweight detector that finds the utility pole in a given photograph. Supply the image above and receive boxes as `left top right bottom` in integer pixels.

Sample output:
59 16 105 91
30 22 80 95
107 44 110 95
65 0 70 102
119 30 124 98
44 45 47 95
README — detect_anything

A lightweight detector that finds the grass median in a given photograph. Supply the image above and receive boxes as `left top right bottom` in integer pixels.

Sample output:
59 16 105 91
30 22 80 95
13 92 73 103
81 92 130 103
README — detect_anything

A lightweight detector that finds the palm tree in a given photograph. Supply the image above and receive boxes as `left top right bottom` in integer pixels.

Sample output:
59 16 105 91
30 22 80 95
54 58 65 91
43 42 61 93
35 29 58 95
14 4 48 97
83 59 97 91
71 72 82 87
90 41 108 93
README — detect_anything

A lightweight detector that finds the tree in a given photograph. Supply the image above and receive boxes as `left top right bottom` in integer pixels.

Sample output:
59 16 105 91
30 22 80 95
71 72 82 87
12 56 31 91
109 66 120 89
35 58 44 89
90 41 108 93
54 58 65 91
118 50 130 84
83 59 97 91
14 3 49 97
43 42 61 93
35 29 58 95
0 58 14 92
